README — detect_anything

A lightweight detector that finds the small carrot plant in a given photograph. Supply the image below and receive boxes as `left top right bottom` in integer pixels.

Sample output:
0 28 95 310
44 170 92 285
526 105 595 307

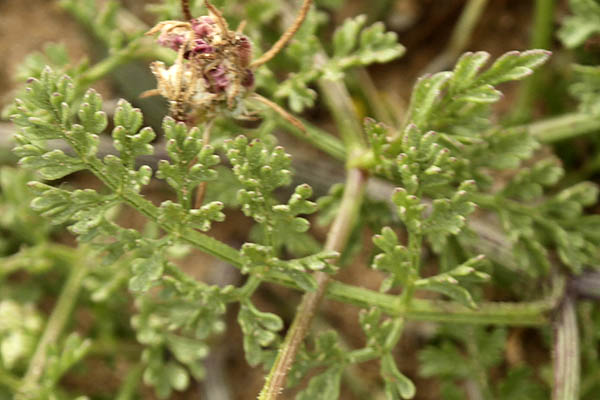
2 0 600 399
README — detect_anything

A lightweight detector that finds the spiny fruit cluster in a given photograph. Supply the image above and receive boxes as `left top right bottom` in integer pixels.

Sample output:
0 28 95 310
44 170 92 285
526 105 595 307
145 0 309 131
146 2 254 122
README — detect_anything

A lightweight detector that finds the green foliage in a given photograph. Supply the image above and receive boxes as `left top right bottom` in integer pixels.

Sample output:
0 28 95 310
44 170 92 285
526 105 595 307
226 136 322 257
3 1 600 399
157 118 219 207
381 352 416 399
569 64 600 114
401 50 549 135
238 300 283 367
0 168 52 247
41 334 92 390
60 0 130 48
0 301 42 371
558 0 600 48
359 308 416 399
296 365 344 400
275 14 405 112
288 330 345 389
414 255 489 309
133 281 232 398
419 326 547 400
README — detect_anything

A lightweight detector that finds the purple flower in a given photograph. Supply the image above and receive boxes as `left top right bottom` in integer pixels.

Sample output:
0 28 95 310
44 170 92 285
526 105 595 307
241 69 254 88
208 65 229 92
158 32 185 51
192 39 214 54
191 16 215 38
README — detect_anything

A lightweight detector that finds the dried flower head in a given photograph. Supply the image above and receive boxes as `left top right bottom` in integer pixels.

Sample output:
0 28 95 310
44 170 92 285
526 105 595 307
144 0 311 131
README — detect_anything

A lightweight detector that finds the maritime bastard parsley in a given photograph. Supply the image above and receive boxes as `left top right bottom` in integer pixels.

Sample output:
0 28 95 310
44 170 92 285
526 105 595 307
2 0 600 399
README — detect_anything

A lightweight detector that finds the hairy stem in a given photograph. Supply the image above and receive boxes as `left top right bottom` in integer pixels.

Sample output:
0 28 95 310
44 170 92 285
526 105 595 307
553 295 580 400
181 0 192 21
250 0 314 68
258 167 367 400
252 93 306 132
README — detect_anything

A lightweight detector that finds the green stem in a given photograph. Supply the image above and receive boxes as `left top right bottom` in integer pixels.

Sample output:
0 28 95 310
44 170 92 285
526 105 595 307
115 363 144 400
346 347 379 364
236 275 262 299
514 0 556 122
355 111 600 170
77 44 137 90
423 0 489 73
382 230 422 352
45 90 559 333
18 249 89 396
263 273 558 325
317 60 366 151
258 167 367 400
354 68 400 128
449 0 489 55
78 154 560 326
0 369 20 391
527 112 600 143
283 116 347 161
465 327 494 400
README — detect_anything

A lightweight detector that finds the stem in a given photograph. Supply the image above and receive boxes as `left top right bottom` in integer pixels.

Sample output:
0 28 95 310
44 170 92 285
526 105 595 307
237 275 263 299
354 68 400 128
250 0 314 69
0 369 20 392
381 229 422 353
285 116 347 160
77 43 137 90
465 327 494 400
252 93 307 133
271 274 561 325
258 167 367 400
317 56 365 151
47 104 560 329
181 0 192 21
422 0 489 73
18 250 88 396
115 363 144 400
355 111 600 170
194 121 213 209
527 112 600 143
58 148 560 327
553 295 580 400
513 0 556 122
